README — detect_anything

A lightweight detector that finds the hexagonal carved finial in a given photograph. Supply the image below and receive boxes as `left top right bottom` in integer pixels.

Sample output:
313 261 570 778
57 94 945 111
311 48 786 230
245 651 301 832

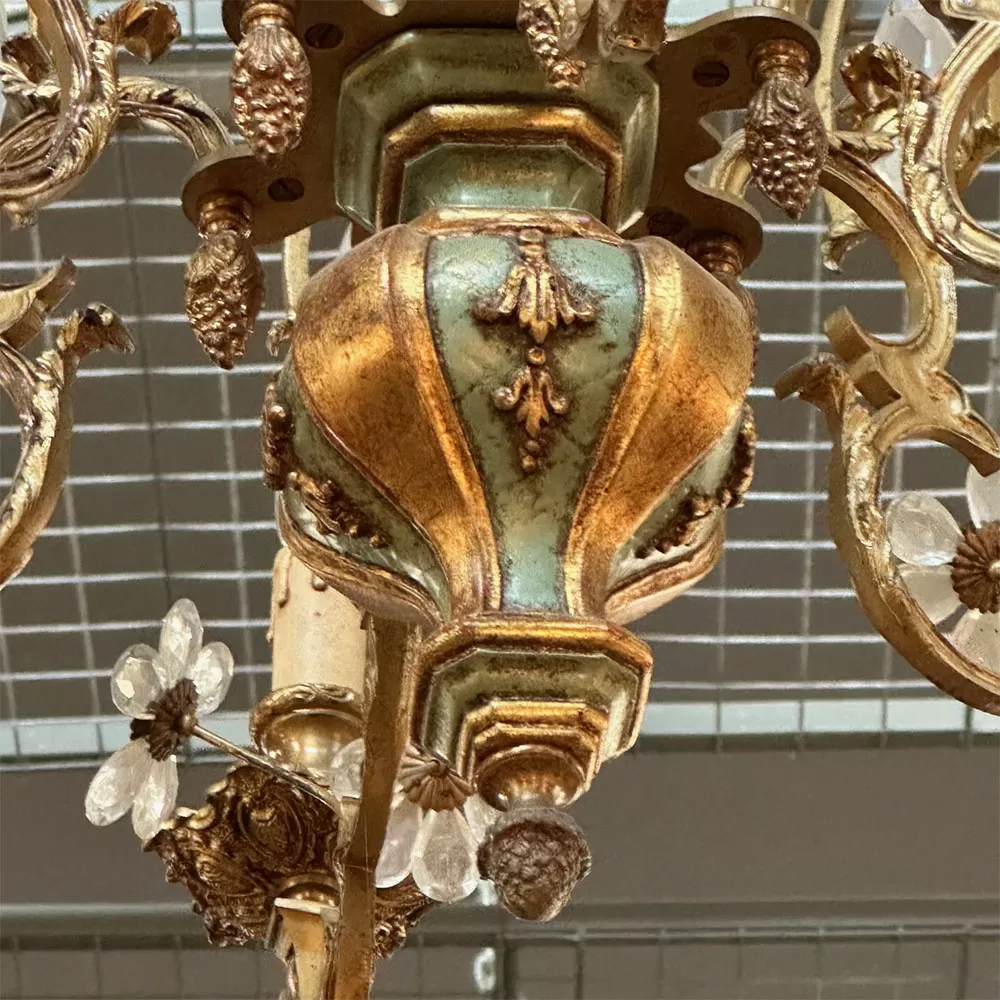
477 804 592 921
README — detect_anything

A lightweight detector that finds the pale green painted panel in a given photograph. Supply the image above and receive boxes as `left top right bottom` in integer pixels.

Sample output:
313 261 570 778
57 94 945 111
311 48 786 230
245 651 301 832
427 232 641 612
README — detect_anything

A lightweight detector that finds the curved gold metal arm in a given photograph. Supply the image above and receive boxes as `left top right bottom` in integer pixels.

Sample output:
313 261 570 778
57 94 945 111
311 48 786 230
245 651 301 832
0 0 122 224
780 146 1000 713
0 0 228 224
1 274 135 588
709 134 1000 711
901 21 1000 284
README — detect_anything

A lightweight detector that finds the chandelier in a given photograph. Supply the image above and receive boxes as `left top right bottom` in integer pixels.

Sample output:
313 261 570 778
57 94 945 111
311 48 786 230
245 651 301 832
1 0 998 996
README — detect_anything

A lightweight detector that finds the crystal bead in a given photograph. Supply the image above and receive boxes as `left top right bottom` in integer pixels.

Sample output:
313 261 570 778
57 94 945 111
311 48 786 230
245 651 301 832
899 564 962 623
967 465 1000 528
375 796 422 888
886 493 961 566
952 611 1000 672
330 738 365 800
464 794 501 843
873 0 955 75
85 740 153 827
187 641 234 715
131 758 179 842
158 599 203 682
411 807 480 903
110 644 163 717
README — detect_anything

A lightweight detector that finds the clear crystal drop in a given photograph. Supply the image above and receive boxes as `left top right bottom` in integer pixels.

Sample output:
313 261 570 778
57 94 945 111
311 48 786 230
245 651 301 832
85 740 153 827
411 807 480 903
186 641 234 714
953 611 1000 673
886 493 961 566
873 146 904 199
375 796 422 888
110 644 163 717
899 564 962 623
131 758 179 842
873 0 955 75
158 599 203 681
464 794 501 844
330 738 365 800
967 465 1000 528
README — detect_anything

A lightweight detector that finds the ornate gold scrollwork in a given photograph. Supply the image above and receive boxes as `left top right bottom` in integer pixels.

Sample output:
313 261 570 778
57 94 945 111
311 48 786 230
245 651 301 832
0 0 215 225
0 262 135 588
0 0 254 370
712 130 1000 711
150 764 342 947
901 21 1000 284
776 144 1000 712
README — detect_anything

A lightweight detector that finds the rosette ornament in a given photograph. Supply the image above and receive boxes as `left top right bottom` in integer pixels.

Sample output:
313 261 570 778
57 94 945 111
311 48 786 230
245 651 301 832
84 599 235 841
887 465 1000 670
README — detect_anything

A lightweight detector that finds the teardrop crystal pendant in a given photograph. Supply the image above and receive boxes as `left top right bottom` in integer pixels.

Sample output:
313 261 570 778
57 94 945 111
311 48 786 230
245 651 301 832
410 807 480 903
375 796 422 888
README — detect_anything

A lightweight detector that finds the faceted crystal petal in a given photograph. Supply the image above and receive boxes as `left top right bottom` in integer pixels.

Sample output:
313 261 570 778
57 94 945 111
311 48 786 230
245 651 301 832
375 796 422 888
131 758 179 842
158 598 203 680
886 493 961 565
463 794 501 844
899 564 962 624
186 641 234 715
330 738 365 800
411 807 480 903
85 740 153 827
873 0 955 75
361 0 408 15
966 464 1000 528
110 644 163 717
952 611 1000 673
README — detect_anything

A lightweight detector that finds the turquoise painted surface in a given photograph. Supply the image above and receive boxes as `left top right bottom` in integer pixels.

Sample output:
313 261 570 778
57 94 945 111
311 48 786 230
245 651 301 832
400 144 606 221
278 367 451 616
426 233 641 613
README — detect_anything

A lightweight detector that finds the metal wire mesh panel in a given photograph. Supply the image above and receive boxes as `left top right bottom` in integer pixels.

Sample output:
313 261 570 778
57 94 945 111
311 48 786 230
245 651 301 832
1 1 998 767
2 919 999 999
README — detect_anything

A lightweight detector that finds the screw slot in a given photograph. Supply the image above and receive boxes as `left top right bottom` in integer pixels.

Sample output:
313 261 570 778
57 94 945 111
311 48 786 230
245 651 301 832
304 22 343 50
268 177 305 203
692 60 730 88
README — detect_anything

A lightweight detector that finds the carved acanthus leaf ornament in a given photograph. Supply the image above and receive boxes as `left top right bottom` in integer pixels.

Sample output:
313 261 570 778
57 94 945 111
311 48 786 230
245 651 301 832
475 229 597 473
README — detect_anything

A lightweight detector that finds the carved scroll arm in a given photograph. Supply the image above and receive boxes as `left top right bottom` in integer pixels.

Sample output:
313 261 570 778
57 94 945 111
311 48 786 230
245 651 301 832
901 21 1000 284
0 0 213 224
